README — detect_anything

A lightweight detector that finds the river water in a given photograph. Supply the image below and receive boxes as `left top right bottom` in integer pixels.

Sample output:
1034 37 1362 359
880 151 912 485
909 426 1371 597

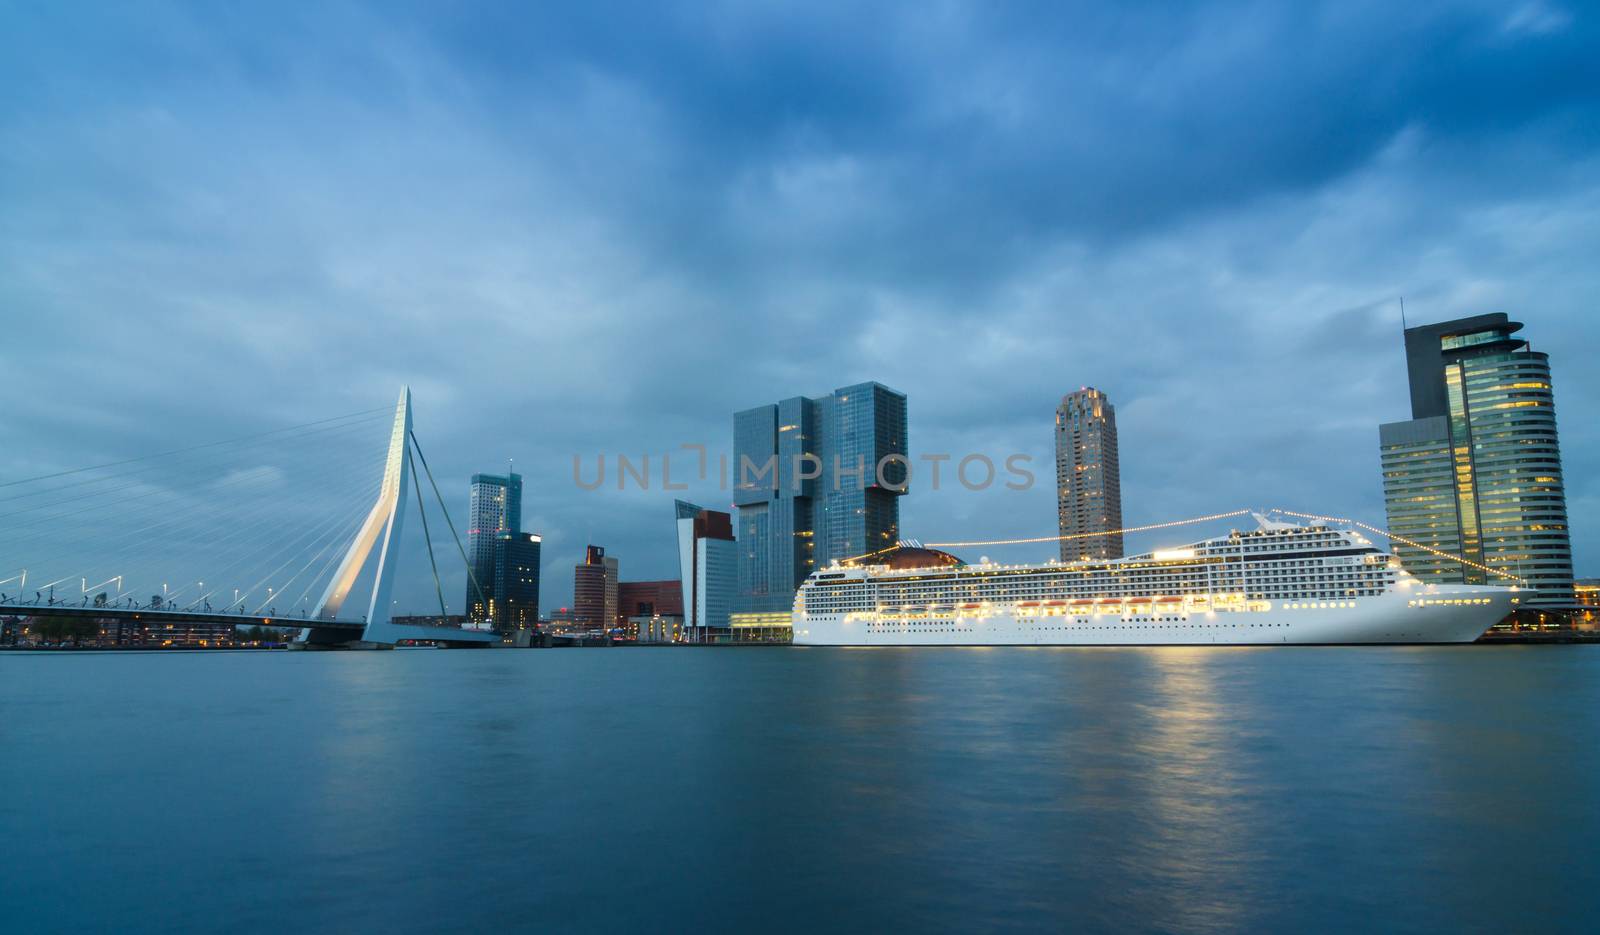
2 646 1597 933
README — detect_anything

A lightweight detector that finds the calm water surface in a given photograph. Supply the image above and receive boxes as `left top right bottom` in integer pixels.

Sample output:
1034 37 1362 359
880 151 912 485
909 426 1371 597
3 646 1598 933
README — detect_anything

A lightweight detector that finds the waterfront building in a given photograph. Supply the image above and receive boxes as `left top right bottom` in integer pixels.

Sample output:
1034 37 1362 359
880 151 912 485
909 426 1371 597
1055 388 1123 562
728 611 793 643
1575 578 1598 628
625 613 684 643
573 545 619 631
733 381 908 613
491 532 541 635
465 472 522 620
69 616 237 647
675 500 737 643
616 579 683 630
1379 314 1575 610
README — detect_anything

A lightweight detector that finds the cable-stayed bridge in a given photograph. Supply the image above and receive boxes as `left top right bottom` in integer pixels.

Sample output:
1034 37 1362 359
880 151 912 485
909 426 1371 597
0 388 495 648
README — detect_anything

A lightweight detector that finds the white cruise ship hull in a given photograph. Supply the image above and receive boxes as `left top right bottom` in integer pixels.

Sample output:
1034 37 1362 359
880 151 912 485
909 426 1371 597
793 585 1513 646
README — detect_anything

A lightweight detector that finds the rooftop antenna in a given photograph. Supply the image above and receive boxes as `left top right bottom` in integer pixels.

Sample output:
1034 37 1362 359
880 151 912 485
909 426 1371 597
1399 296 1408 331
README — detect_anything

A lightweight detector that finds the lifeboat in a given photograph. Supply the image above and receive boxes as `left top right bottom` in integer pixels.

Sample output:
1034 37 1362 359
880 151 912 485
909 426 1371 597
1017 601 1040 608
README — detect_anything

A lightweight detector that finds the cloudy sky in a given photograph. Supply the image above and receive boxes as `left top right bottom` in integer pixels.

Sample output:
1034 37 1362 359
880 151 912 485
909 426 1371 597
2 1 1596 613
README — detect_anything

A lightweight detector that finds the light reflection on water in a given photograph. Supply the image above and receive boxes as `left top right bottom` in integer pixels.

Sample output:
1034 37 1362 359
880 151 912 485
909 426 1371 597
2 645 1597 933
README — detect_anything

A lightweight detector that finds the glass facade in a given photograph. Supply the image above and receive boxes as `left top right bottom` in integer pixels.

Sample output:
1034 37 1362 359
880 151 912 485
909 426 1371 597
1054 388 1123 562
1378 417 1463 584
465 472 521 621
1380 314 1574 608
676 500 737 642
490 532 540 636
734 382 907 613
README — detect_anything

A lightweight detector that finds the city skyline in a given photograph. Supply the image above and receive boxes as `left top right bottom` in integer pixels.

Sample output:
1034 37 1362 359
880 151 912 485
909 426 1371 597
3 4 1598 613
6 6 1600 931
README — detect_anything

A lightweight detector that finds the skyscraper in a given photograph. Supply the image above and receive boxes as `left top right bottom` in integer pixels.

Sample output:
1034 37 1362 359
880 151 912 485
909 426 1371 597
490 531 541 635
1055 387 1123 562
733 381 908 613
465 472 522 621
1379 313 1574 609
573 545 618 631
676 500 737 642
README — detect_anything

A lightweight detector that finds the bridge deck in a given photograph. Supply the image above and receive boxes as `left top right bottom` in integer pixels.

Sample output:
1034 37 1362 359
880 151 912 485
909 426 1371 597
0 604 497 644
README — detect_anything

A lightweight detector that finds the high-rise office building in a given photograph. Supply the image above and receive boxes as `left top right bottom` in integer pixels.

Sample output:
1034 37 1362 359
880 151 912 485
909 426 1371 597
733 382 908 613
490 531 541 635
1379 313 1574 609
466 472 522 620
1055 388 1123 562
573 545 619 631
676 500 737 642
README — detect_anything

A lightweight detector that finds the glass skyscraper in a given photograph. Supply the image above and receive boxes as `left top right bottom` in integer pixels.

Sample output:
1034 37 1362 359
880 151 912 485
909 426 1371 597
1379 314 1574 610
733 382 908 613
490 531 540 635
466 472 522 621
1055 387 1123 562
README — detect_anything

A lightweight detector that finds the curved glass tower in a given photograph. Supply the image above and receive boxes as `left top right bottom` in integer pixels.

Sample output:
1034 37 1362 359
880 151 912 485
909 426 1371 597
1380 314 1574 611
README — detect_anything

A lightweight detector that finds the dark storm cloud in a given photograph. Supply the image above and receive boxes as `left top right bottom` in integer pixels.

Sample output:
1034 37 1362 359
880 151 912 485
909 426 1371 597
1 1 1596 610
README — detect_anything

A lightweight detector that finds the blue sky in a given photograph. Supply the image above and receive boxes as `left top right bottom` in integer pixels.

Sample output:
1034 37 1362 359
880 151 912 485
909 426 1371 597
2 1 1597 613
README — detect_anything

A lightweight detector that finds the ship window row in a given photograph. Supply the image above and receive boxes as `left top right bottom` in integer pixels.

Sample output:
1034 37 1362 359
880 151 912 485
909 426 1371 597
866 573 1388 598
863 621 1295 632
807 584 1390 610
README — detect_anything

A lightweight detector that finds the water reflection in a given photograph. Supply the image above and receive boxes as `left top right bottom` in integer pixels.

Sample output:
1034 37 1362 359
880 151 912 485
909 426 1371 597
1 646 1597 932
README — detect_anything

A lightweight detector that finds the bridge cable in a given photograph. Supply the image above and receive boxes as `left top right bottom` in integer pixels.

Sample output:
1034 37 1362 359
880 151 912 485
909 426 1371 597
0 431 384 535
290 522 366 614
409 430 489 615
0 407 390 489
44 459 379 609
407 444 450 620
1269 508 1524 584
3 434 384 572
0 413 389 514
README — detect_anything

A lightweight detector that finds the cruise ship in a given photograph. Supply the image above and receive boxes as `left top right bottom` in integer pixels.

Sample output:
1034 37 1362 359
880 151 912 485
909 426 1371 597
792 516 1517 646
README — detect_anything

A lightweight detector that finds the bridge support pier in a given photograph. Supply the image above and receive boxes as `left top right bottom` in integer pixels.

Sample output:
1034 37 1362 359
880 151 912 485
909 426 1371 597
288 627 395 650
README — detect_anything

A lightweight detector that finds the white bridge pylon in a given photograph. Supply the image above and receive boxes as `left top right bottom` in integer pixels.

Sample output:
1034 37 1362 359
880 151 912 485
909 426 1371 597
313 384 409 630
295 386 495 647
298 386 412 645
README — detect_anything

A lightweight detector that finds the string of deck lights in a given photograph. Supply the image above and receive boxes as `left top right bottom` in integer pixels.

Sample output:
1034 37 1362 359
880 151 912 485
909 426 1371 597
1269 508 1525 584
925 509 1254 550
836 509 1252 565
838 506 1523 585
